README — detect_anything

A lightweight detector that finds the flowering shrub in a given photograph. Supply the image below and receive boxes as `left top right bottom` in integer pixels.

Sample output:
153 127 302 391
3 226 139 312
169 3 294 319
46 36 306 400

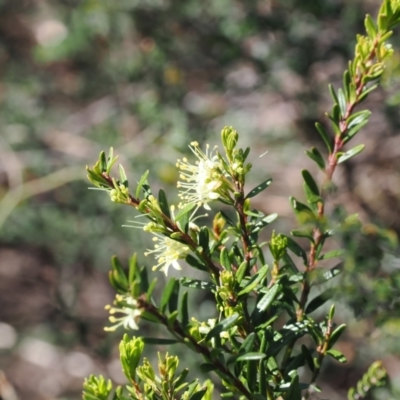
83 1 400 399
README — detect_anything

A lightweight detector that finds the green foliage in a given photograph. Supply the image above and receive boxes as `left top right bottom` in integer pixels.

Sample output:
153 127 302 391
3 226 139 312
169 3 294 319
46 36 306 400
83 335 213 400
348 361 388 400
83 1 400 399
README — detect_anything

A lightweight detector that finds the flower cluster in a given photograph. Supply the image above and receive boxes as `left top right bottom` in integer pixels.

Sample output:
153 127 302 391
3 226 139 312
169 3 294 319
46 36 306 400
105 294 142 331
176 141 225 210
144 234 191 275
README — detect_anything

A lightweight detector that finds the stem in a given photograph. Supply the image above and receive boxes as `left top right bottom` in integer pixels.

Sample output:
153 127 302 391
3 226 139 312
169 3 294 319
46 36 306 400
296 33 383 321
283 33 384 372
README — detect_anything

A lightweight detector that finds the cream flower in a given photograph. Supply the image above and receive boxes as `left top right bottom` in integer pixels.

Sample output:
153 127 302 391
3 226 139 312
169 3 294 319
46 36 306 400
104 295 141 332
145 234 190 275
177 142 224 210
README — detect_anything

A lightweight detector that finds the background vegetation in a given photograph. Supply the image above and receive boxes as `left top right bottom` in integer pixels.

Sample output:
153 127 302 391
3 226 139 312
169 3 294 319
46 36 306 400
0 0 400 399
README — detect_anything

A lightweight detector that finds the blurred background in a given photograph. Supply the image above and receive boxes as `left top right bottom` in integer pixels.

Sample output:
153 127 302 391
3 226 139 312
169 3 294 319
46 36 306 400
1 0 400 399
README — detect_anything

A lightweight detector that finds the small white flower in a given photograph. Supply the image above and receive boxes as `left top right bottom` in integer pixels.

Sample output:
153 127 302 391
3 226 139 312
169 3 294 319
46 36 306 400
104 295 141 332
177 141 224 210
145 234 190 275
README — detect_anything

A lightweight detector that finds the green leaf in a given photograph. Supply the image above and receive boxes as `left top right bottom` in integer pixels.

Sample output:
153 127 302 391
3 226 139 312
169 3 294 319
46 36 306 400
246 357 257 392
199 227 210 254
291 228 314 243
141 338 179 345
185 255 208 272
302 170 320 197
175 203 196 232
110 256 128 291
282 253 299 273
238 264 269 297
86 168 109 187
160 278 178 313
205 314 239 341
305 288 336 314
236 352 266 361
146 278 157 301
347 110 371 128
179 291 189 329
119 164 128 187
290 196 315 222
189 390 208 400
318 249 345 260
139 266 150 293
128 254 138 285
179 278 215 290
219 211 236 227
305 147 326 170
337 144 365 163
256 284 281 312
251 213 278 234
337 88 347 117
220 247 232 271
236 260 248 284
315 122 333 152
284 374 301 400
301 345 315 372
100 151 107 172
282 234 308 264
158 189 170 218
239 332 256 354
135 170 149 199
245 178 272 199
343 120 369 144
365 14 378 38
358 84 378 102
326 349 347 363
321 263 342 281
343 70 351 102
328 323 346 348
328 84 339 106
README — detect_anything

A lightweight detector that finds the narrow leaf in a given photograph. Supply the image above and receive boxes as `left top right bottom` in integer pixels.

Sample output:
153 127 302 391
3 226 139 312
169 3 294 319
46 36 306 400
237 352 266 361
185 255 208 272
179 278 215 290
158 189 170 218
283 234 308 264
302 170 320 196
179 291 189 329
135 170 149 199
305 147 325 170
220 247 232 271
199 227 210 254
189 390 207 400
245 178 272 199
305 288 336 314
328 323 347 348
284 375 301 400
236 260 248 284
343 120 369 144
315 122 333 152
256 284 281 312
327 349 347 363
337 144 365 163
318 249 345 260
238 265 269 297
160 278 178 313
337 88 347 117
